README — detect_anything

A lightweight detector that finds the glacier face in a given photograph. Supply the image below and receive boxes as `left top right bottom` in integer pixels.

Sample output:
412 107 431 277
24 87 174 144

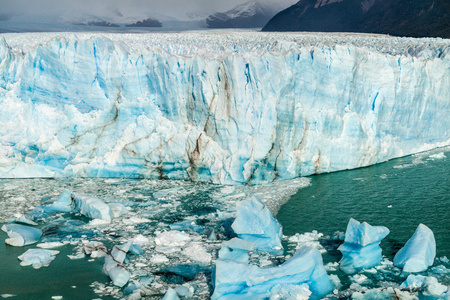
0 32 449 184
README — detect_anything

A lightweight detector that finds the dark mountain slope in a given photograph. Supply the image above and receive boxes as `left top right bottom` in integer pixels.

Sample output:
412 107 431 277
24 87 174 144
262 0 450 38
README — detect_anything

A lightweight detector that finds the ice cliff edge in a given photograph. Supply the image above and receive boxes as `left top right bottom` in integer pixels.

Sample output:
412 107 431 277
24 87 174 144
0 32 449 184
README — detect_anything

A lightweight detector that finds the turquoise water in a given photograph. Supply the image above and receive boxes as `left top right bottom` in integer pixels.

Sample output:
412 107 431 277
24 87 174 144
278 149 450 260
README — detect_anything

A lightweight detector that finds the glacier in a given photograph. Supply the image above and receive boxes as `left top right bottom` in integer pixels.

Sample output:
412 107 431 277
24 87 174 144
0 32 449 184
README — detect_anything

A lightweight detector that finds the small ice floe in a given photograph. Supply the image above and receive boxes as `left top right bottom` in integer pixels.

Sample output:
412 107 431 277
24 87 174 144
51 296 62 300
393 224 435 273
0 294 16 298
155 231 191 247
107 203 128 218
36 242 65 249
338 218 389 274
183 243 212 263
84 241 107 258
103 255 130 287
1 224 42 246
123 216 151 225
9 213 38 226
379 174 388 179
151 254 169 264
18 249 60 269
231 195 283 254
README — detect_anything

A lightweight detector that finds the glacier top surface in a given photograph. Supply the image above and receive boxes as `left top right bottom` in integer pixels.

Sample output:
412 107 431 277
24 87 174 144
1 31 448 59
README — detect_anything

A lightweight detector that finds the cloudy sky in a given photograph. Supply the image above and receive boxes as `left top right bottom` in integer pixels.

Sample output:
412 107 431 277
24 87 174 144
0 0 298 23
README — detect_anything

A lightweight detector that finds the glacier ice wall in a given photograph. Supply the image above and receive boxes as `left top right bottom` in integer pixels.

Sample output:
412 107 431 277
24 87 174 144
0 32 449 184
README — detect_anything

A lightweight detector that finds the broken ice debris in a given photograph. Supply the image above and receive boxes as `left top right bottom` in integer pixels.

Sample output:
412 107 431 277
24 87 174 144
394 224 436 273
28 190 113 222
18 249 60 269
1 224 42 246
84 241 107 258
338 218 389 274
231 195 283 254
218 238 255 263
400 275 448 297
162 288 180 300
212 246 333 300
103 255 130 287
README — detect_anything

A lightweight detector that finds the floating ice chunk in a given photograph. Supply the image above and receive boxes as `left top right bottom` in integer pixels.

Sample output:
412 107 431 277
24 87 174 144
103 255 130 287
343 218 389 247
183 243 211 263
175 284 195 298
129 243 144 256
111 242 132 263
48 189 74 213
18 249 59 269
151 254 169 264
84 241 107 258
37 242 65 249
338 219 389 274
0 295 16 298
2 224 43 246
9 213 38 226
231 195 283 254
394 224 436 273
108 203 128 218
162 288 180 300
155 231 191 247
72 192 113 222
400 275 447 297
218 238 255 263
123 216 151 224
351 287 395 299
130 234 150 245
212 246 333 300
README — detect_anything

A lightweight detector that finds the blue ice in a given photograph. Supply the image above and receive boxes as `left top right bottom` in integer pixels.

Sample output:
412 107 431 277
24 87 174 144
218 238 255 263
103 255 130 287
338 218 389 274
18 249 60 269
212 246 334 299
1 224 43 246
162 288 180 300
394 224 436 273
231 196 283 254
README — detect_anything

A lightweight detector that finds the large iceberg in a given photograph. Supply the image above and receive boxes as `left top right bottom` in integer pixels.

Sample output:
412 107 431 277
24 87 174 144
394 224 436 273
212 246 334 299
338 218 389 274
0 32 448 184
231 195 283 254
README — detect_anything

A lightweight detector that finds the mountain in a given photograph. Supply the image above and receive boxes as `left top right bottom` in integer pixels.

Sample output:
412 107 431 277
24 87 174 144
262 0 450 38
206 1 279 29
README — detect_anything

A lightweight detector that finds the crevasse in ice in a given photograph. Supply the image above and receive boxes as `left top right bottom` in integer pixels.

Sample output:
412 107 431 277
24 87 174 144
338 218 389 274
231 195 283 254
394 224 436 273
0 33 448 184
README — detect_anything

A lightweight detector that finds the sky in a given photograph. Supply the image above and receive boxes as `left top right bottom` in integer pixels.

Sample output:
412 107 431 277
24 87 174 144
0 0 299 23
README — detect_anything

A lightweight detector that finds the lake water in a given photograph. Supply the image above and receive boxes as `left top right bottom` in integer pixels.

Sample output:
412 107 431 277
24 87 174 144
0 147 448 299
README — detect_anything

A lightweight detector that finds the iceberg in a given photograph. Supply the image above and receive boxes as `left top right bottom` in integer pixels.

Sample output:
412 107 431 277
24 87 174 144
394 224 436 273
231 195 283 254
218 238 255 263
18 249 60 269
212 246 334 299
338 218 389 274
1 224 42 246
0 33 448 184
